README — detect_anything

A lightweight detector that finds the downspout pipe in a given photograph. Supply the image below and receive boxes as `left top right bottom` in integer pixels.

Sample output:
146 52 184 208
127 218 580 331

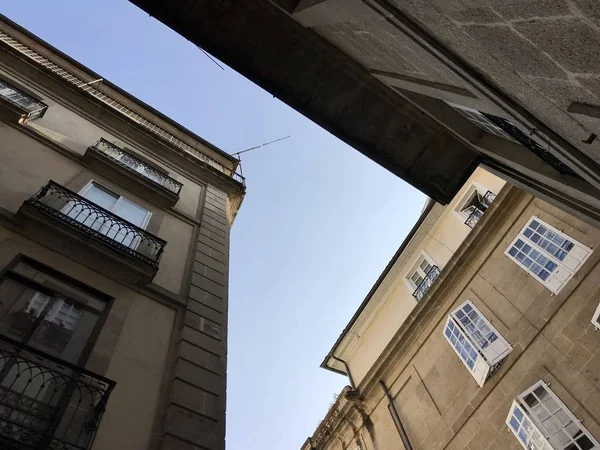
331 354 357 391
379 380 413 450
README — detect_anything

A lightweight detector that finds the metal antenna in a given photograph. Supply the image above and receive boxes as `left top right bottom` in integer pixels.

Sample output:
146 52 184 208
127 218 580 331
231 135 291 157
231 136 290 179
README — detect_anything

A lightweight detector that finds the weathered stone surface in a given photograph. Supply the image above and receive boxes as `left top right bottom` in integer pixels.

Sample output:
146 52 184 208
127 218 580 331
179 340 224 375
195 250 226 274
189 285 224 313
515 20 600 74
171 379 220 420
164 406 223 450
191 272 224 298
193 261 225 286
187 299 223 324
181 325 224 355
491 0 571 19
462 24 566 78
185 311 222 340
174 359 224 394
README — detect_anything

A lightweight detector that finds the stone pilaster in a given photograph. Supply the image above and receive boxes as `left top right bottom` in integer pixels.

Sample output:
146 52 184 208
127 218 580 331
162 184 230 450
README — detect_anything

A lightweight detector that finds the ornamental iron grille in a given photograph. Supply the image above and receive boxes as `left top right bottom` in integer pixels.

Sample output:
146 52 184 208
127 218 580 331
464 190 496 229
412 265 441 301
24 181 166 268
0 79 48 122
0 334 114 450
482 113 580 178
89 139 183 196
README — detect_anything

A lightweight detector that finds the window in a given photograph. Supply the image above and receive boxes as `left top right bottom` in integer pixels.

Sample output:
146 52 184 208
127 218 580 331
65 181 151 249
507 381 599 450
0 77 48 122
408 253 441 301
447 103 517 142
505 217 593 294
0 256 109 365
455 184 497 229
443 301 512 386
410 258 433 289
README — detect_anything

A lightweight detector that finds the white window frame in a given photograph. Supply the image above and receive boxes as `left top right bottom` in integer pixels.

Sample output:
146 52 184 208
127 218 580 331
405 252 436 292
592 302 600 330
453 181 488 222
442 300 512 387
78 181 152 229
447 103 517 142
506 380 599 450
505 216 593 295
62 181 152 251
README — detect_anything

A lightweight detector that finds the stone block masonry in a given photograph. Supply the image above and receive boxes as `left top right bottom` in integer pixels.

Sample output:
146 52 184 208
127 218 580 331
162 184 230 450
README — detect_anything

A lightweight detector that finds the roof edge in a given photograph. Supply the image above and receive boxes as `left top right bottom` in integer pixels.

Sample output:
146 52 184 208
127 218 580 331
320 198 437 373
0 13 238 166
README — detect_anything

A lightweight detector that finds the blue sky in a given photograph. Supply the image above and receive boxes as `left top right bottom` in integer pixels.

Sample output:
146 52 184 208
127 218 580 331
1 1 425 448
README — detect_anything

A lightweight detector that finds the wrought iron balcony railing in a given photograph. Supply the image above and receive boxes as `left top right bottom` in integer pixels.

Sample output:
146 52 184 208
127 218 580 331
413 265 441 301
24 181 166 268
482 113 580 178
0 334 115 450
465 190 496 229
0 78 48 122
89 139 183 197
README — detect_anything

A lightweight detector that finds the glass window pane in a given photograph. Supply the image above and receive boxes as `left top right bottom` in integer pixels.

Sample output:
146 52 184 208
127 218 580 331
514 407 524 422
577 435 595 450
0 280 50 342
13 262 106 313
28 298 99 364
82 184 118 210
113 198 149 228
0 272 104 364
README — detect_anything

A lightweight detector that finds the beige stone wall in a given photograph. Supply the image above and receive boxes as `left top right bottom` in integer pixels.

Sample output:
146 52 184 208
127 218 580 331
344 168 505 385
0 119 198 296
317 190 600 450
93 296 176 450
0 228 178 449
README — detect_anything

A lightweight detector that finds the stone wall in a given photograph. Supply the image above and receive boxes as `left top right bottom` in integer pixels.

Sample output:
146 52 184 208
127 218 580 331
162 184 230 450
314 187 600 450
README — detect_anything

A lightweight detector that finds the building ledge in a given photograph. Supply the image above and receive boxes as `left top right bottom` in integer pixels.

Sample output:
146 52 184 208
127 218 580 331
82 139 182 208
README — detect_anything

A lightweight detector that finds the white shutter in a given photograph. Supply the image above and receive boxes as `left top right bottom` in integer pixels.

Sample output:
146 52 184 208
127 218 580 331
451 301 512 365
516 381 600 450
593 302 600 329
443 303 512 387
561 242 591 272
506 216 593 294
471 356 490 387
544 266 572 294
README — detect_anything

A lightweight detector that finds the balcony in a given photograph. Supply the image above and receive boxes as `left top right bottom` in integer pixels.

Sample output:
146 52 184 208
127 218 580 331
465 191 496 229
413 265 441 301
0 78 48 123
0 334 115 450
83 139 183 207
18 181 166 283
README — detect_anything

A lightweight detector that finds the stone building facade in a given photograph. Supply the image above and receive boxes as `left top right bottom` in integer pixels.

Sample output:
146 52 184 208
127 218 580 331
302 174 600 449
130 0 600 229
0 15 243 450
